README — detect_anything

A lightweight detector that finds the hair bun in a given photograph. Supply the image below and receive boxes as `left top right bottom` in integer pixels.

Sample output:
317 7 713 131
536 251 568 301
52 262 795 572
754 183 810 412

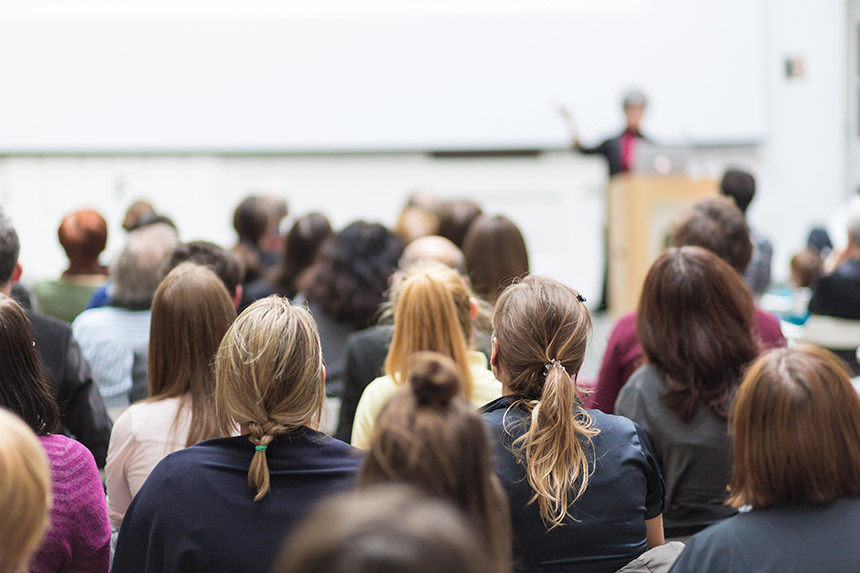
407 352 462 406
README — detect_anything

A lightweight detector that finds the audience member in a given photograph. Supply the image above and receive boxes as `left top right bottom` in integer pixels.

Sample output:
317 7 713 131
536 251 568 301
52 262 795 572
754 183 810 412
241 212 332 310
0 296 110 572
72 223 178 412
275 485 486 573
436 199 483 249
231 195 271 284
351 262 501 448
167 240 245 308
463 214 530 304
0 409 52 573
719 169 772 296
808 197 860 320
113 297 362 572
33 208 110 322
780 247 823 325
616 247 760 537
394 205 440 245
105 263 236 529
121 200 155 232
671 345 860 571
482 275 665 572
589 195 784 414
0 210 112 466
358 352 511 571
335 235 471 441
297 221 403 410
258 194 290 269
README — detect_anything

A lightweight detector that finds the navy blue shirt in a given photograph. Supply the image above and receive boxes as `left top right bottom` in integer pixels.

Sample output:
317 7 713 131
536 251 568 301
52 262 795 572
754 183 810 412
113 429 363 573
482 396 665 572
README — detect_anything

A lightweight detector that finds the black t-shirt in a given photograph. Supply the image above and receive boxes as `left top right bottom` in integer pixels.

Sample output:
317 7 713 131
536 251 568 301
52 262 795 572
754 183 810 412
113 429 363 573
808 259 860 320
481 396 665 573
670 498 860 572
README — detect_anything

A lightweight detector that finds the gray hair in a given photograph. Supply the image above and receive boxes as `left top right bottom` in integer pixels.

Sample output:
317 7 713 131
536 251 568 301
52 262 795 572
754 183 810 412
623 89 648 111
112 223 179 308
0 210 20 285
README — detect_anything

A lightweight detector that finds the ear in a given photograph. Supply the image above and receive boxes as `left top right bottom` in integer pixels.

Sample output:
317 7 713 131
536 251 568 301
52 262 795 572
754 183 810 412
232 284 243 310
490 336 499 367
470 297 478 320
321 363 328 382
10 263 22 285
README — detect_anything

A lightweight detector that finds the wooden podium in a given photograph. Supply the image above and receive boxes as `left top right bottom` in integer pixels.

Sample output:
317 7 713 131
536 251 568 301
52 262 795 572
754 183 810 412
607 175 717 316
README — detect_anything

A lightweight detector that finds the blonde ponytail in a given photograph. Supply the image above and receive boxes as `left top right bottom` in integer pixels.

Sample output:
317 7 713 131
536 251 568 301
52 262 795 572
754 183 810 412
494 276 596 527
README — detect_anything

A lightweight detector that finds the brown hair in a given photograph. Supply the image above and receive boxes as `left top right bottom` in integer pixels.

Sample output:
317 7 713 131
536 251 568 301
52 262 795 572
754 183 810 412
0 409 52 573
492 275 595 528
215 297 325 501
359 352 511 572
436 199 483 249
463 215 529 304
148 263 236 447
271 213 333 298
58 209 108 264
790 247 822 288
275 485 486 573
0 297 60 436
385 263 474 399
638 247 759 420
729 345 860 508
669 195 752 274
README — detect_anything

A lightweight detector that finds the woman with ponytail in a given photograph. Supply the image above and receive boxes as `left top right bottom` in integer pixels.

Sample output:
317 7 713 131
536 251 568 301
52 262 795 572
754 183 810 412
359 351 511 572
482 276 665 572
113 297 363 573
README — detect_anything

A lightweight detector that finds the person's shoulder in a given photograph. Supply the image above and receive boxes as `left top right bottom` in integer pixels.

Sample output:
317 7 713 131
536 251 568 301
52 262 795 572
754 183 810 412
347 324 393 345
41 433 98 471
623 363 662 392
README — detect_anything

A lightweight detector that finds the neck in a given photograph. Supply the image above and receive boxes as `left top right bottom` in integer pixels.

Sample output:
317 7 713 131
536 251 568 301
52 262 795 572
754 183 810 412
65 260 107 275
0 282 10 297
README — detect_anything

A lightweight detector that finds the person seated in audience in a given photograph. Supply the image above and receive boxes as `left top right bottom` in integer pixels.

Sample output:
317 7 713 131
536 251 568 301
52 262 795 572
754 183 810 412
122 200 155 232
463 214 530 305
105 263 236 529
780 246 822 325
0 296 110 572
482 275 664 572
0 409 52 573
231 195 272 284
809 197 860 320
436 198 483 249
616 247 761 538
258 194 290 270
394 205 440 245
167 240 245 309
241 212 332 311
72 223 178 412
0 209 112 466
358 352 511 571
351 262 502 448
33 208 110 323
275 485 486 573
719 169 772 297
670 344 860 571
335 234 473 441
297 220 403 430
113 297 362 573
590 195 785 414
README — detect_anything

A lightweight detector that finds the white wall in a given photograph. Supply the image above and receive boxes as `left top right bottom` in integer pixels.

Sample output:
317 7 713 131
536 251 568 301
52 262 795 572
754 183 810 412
0 0 848 299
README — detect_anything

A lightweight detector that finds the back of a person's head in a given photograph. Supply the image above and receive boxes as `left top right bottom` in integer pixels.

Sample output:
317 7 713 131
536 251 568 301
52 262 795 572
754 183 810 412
638 246 758 420
670 195 752 274
0 210 20 286
0 297 59 436
394 206 439 245
302 220 404 329
233 196 270 245
57 209 108 264
0 409 52 573
729 345 860 509
275 485 485 573
846 197 860 245
719 169 756 214
122 200 155 232
167 240 244 299
273 213 333 295
359 352 510 571
790 247 822 288
463 215 529 304
491 275 592 528
436 199 482 249
215 297 324 501
112 223 179 308
149 263 236 447
385 262 473 398
398 235 467 274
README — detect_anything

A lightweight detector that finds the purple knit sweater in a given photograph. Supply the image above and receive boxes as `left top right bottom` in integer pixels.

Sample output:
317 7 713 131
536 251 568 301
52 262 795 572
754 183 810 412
31 434 110 573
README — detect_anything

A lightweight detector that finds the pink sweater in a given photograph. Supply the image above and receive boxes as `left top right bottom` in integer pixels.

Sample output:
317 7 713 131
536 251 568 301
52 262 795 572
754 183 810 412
31 434 110 573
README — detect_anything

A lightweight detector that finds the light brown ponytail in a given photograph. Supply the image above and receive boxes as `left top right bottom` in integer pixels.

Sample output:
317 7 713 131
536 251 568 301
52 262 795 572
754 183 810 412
493 276 597 528
215 297 325 501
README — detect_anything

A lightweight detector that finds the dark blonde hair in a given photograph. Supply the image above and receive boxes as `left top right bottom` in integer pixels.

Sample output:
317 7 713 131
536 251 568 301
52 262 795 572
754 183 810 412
385 263 474 399
493 275 595 528
729 345 860 509
359 352 511 572
215 297 325 501
148 262 236 447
